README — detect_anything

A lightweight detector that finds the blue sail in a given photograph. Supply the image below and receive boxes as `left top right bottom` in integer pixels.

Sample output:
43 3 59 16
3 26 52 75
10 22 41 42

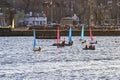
68 26 72 42
33 29 36 49
80 24 84 40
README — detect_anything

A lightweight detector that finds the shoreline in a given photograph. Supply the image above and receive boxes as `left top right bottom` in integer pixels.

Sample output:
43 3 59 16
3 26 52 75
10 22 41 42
0 30 120 37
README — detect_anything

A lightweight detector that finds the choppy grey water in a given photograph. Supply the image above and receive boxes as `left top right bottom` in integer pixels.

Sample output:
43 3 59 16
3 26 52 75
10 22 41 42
0 36 120 80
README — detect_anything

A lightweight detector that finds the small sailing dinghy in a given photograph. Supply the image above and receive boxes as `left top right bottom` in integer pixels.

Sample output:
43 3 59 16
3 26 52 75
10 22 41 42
80 24 86 43
65 25 73 46
33 29 41 52
83 28 96 50
83 44 95 50
89 28 97 44
52 27 65 47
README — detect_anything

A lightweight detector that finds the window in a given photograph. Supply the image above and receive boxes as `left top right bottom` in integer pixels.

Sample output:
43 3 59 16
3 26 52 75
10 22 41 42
36 21 39 25
40 21 42 25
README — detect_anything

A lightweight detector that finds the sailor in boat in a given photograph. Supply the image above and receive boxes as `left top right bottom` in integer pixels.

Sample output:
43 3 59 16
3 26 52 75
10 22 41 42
57 41 65 47
61 38 66 46
82 40 86 43
33 47 41 52
68 41 73 45
62 41 65 46
84 44 95 50
38 47 41 51
52 38 65 46
89 44 93 48
80 39 86 43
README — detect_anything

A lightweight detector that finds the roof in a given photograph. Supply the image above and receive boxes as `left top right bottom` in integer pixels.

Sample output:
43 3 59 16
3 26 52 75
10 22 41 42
61 17 73 20
61 16 79 21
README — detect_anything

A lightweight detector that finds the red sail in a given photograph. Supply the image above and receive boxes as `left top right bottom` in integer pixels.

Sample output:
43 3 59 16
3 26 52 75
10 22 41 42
90 28 94 41
57 27 60 44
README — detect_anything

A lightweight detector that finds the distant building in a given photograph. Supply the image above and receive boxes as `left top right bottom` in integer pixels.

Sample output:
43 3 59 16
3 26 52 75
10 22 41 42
60 14 79 27
23 12 47 27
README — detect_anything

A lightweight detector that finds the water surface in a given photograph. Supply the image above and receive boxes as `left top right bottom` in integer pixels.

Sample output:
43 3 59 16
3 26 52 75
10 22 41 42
0 36 120 80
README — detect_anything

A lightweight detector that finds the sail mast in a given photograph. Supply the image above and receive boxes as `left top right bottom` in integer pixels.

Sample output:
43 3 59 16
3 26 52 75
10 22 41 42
33 29 36 49
90 28 94 41
57 27 60 44
80 24 84 40
68 25 72 42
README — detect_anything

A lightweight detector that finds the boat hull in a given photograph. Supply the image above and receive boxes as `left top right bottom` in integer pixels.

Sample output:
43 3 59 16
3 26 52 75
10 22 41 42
83 45 95 50
89 41 97 44
64 41 73 46
52 43 65 47
64 44 73 46
33 48 41 52
83 48 95 50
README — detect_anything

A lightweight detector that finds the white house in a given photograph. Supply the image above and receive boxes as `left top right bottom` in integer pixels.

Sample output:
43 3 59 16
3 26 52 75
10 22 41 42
72 14 79 21
24 12 47 26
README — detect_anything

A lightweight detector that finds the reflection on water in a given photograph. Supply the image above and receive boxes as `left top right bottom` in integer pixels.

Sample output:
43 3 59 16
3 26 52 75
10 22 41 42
0 36 120 80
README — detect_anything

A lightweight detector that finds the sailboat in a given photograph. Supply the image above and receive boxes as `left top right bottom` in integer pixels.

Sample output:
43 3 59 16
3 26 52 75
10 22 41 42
52 27 65 47
33 29 41 52
89 28 97 44
83 28 96 50
65 25 73 46
83 44 95 50
80 24 86 43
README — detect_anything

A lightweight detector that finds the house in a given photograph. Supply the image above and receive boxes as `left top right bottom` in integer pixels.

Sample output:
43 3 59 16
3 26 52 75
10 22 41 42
24 12 47 27
60 14 79 27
